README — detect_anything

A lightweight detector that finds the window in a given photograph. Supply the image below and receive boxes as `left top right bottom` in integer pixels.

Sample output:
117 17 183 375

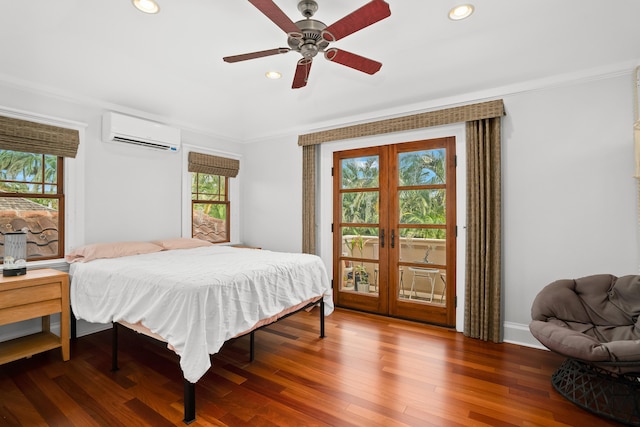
187 151 239 243
0 149 65 261
191 172 229 243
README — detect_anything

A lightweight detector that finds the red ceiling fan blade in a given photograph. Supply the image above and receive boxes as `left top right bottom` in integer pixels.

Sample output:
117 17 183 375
292 58 313 89
324 48 382 75
223 48 290 63
249 0 303 37
322 0 391 42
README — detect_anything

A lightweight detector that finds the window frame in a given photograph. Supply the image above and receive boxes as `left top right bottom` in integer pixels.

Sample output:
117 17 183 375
191 172 230 243
0 151 66 262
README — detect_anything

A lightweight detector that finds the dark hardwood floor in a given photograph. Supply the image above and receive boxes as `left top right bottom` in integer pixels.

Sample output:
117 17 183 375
0 308 624 426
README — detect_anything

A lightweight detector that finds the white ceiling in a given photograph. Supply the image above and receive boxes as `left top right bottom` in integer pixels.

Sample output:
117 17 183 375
1 1 639 142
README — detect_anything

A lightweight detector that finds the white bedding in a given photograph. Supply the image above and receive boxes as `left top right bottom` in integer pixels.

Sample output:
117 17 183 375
70 245 333 383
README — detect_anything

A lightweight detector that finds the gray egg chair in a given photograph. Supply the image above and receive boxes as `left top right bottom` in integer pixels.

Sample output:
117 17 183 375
530 274 640 425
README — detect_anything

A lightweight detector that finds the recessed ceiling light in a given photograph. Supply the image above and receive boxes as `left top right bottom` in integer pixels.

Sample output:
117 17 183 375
265 71 282 80
132 0 160 14
448 4 474 20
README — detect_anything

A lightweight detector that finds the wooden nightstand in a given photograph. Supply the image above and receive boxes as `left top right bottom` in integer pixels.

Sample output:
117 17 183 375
0 268 70 364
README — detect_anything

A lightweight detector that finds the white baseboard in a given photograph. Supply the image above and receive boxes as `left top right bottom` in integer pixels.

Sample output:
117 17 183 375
503 321 547 350
0 317 111 343
75 319 111 337
1 318 547 353
0 318 50 341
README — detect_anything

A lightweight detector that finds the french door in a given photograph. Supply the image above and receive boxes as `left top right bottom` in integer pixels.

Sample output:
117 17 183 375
333 137 456 326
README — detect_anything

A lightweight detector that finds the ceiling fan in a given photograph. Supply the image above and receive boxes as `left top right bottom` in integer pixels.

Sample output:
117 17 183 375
223 0 391 89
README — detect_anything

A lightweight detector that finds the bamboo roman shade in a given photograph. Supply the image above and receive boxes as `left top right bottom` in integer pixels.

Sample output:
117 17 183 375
0 115 80 158
188 152 240 177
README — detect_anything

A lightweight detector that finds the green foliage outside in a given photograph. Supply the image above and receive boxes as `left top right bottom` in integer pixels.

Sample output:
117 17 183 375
341 156 379 238
342 149 446 239
192 173 227 220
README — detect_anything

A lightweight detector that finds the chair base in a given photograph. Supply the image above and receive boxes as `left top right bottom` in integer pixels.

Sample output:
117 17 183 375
552 358 640 426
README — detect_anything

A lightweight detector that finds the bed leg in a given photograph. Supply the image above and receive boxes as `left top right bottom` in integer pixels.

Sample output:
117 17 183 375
319 299 325 338
183 379 196 424
249 331 255 362
111 322 119 372
71 309 77 340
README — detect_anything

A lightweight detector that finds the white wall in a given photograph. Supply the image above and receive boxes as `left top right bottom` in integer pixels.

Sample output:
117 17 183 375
241 134 303 253
83 122 183 245
243 70 639 347
501 74 637 345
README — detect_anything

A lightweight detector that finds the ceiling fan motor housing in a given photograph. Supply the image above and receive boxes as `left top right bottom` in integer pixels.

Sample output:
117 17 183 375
288 18 329 57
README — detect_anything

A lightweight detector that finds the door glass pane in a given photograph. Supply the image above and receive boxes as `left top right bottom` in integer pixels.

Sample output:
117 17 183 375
340 260 379 294
399 189 446 225
341 156 379 189
341 227 379 261
398 149 445 185
400 265 447 305
341 191 379 224
398 228 444 264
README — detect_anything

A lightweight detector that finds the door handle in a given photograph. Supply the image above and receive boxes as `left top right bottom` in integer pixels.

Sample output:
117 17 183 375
380 229 385 248
391 229 395 249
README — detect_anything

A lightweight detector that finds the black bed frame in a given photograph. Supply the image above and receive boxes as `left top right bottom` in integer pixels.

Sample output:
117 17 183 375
105 298 326 424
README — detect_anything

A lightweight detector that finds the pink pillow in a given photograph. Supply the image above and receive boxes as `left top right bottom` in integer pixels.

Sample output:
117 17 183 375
66 241 163 263
152 238 213 250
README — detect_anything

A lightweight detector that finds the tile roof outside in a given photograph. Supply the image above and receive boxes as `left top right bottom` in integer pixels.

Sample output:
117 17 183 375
0 197 58 259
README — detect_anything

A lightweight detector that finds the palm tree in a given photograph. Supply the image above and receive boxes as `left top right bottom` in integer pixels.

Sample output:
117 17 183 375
398 149 445 186
42 155 58 191
0 150 39 191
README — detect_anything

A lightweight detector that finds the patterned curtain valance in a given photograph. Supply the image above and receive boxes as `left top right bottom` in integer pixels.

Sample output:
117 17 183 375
188 152 240 178
298 99 505 146
0 115 80 158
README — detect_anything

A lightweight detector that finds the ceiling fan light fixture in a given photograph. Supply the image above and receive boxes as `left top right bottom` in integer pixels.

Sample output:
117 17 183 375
265 71 282 79
448 4 474 20
132 0 160 14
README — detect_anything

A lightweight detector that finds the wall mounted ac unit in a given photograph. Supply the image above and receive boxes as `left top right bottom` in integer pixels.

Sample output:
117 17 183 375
102 112 181 152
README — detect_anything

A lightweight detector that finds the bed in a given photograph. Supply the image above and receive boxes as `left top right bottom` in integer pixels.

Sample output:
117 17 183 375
68 240 333 423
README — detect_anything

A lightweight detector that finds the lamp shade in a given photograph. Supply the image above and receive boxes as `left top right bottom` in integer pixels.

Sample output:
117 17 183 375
5 231 27 261
2 231 27 276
